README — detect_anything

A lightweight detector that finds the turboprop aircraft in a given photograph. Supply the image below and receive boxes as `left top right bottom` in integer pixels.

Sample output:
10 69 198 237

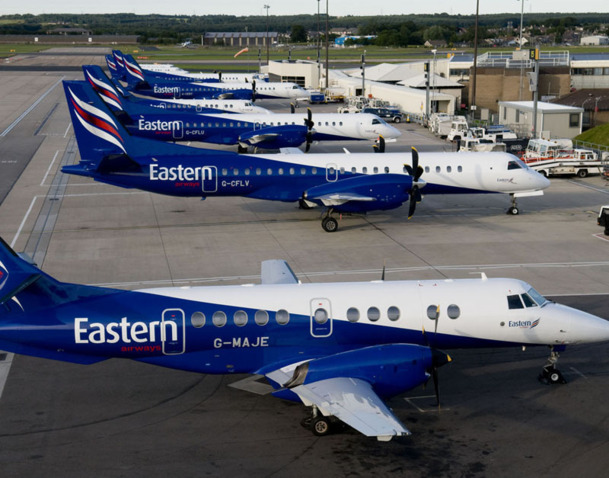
1 239 608 440
85 65 271 115
114 52 309 101
79 71 400 152
109 50 267 83
61 80 550 232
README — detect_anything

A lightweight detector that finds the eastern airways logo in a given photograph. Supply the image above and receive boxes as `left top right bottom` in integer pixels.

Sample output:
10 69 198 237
509 318 540 329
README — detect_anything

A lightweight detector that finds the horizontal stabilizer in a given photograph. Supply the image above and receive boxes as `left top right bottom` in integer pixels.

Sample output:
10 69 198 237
0 238 41 305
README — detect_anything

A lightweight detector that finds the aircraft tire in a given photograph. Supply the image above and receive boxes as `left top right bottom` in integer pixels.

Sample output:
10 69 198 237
322 217 338 232
507 207 519 216
312 417 332 436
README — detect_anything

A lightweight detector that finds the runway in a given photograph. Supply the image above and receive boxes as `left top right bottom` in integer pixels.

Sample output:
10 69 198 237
0 49 609 477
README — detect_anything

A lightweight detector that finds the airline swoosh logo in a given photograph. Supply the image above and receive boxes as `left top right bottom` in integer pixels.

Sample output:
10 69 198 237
68 86 126 154
85 71 123 111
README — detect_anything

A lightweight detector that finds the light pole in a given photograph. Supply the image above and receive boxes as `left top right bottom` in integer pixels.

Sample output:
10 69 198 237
325 0 329 90
517 0 526 50
471 0 479 121
264 4 270 65
317 0 321 88
431 49 437 114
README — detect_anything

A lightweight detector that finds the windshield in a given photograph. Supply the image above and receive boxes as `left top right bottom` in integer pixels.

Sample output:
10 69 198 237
527 287 549 307
507 158 530 170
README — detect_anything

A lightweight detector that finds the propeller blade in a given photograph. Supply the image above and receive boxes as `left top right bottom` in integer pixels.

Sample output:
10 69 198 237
290 103 295 114
430 349 452 408
219 71 222 82
378 135 385 153
381 259 386 281
252 79 256 102
405 146 425 219
408 186 418 219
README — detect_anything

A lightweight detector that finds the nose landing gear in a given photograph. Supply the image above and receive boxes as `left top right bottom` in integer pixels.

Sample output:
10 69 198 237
538 348 567 385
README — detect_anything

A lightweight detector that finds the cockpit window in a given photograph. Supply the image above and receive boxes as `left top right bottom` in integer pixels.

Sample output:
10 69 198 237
372 118 381 125
521 293 537 308
507 160 522 170
526 287 548 307
507 294 524 309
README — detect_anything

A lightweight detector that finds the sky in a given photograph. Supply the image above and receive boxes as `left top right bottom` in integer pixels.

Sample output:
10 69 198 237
1 1 607 17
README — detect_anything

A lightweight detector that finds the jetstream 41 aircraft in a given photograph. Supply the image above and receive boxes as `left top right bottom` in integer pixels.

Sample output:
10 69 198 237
62 81 550 232
81 69 400 152
1 239 608 440
85 65 271 115
113 52 310 101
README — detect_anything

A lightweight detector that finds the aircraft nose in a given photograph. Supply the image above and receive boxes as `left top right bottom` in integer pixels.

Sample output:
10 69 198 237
535 171 551 189
385 124 401 139
548 304 609 344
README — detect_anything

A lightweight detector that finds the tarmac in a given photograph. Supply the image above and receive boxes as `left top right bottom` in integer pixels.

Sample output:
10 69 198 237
0 48 608 478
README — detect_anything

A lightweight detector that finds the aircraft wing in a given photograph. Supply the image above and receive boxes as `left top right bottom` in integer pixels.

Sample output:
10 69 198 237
304 174 413 208
292 377 410 441
267 363 410 441
260 259 299 285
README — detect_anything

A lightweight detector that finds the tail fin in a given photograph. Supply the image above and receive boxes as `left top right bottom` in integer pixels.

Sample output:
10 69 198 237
122 53 148 87
63 80 137 176
106 54 123 80
112 49 127 79
82 65 127 113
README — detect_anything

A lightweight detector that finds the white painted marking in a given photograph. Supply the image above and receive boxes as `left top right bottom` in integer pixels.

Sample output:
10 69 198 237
0 352 15 400
404 395 450 413
40 150 59 186
567 180 609 195
0 77 64 137
593 233 609 242
10 196 37 248
569 367 587 379
63 122 72 138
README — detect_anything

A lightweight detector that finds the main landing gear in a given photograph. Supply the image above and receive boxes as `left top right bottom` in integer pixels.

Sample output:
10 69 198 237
538 347 567 385
507 193 520 215
301 405 338 436
321 208 339 233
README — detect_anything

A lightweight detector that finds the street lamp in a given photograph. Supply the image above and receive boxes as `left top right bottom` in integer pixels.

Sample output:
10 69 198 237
517 0 526 50
317 0 321 88
264 4 270 65
431 49 437 114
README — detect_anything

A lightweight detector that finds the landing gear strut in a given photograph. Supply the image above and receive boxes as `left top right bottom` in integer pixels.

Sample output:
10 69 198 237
507 194 519 215
538 348 567 384
321 208 338 233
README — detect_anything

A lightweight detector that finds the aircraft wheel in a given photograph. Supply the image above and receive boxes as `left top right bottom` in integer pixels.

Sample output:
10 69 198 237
321 217 338 232
507 207 519 216
312 417 332 436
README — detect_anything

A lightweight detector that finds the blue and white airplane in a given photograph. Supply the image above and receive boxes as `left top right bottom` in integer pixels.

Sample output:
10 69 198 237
85 65 271 115
114 51 310 101
61 81 550 232
80 70 400 152
1 238 608 440
112 52 253 101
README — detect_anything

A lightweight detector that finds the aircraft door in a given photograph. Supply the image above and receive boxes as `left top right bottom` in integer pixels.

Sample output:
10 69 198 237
310 298 333 338
173 121 184 140
202 165 217 193
162 308 185 355
326 163 338 182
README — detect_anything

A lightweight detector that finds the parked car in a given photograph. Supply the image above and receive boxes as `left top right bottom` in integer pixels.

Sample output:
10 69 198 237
361 107 403 123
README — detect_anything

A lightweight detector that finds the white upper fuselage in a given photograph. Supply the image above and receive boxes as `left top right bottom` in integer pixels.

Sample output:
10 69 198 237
194 112 401 141
140 277 609 348
142 64 266 83
246 150 550 196
149 98 272 115
193 81 310 100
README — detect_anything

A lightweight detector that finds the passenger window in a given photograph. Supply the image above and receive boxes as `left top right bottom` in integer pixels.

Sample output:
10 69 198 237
191 311 205 328
276 309 290 325
362 167 368 173
436 166 441 173
234 310 248 327
255 310 269 326
222 168 228 176
233 169 239 175
244 169 250 176
387 306 400 321
212 311 227 327
256 168 262 175
425 166 430 173
447 166 452 173
458 165 463 172
427 305 439 320
447 304 460 319
384 167 389 173
507 295 524 310
346 307 360 322
367 307 380 322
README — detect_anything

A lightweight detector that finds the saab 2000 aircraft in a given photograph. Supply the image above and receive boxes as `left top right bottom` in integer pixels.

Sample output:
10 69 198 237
86 65 271 115
113 51 310 101
61 81 550 232
1 239 608 440
81 68 400 152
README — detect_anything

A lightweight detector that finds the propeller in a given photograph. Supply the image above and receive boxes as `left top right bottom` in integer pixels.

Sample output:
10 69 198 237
428 349 452 408
373 135 385 153
381 259 386 281
251 79 257 102
218 71 222 82
403 147 425 219
290 103 295 114
304 107 315 152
